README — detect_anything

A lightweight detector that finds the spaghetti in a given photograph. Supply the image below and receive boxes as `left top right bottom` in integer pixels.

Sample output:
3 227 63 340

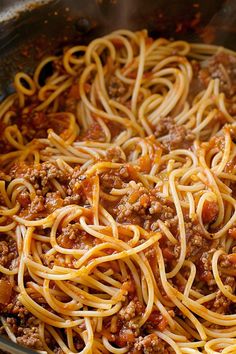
0 29 236 353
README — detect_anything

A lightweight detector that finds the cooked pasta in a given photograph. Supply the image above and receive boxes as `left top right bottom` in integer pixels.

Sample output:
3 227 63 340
0 29 236 354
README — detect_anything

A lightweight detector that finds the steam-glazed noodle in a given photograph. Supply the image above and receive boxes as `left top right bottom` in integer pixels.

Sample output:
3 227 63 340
1 29 236 354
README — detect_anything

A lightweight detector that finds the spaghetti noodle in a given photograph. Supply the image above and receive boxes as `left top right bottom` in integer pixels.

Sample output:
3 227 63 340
0 29 236 353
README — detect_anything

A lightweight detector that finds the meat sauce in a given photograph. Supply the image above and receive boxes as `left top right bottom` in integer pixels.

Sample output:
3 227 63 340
1 34 236 354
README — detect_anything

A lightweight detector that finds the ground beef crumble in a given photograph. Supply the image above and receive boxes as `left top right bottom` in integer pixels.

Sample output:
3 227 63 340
113 184 175 227
57 225 94 250
0 236 17 269
119 298 144 322
9 161 69 197
133 334 168 354
1 37 236 354
0 296 44 350
207 290 231 314
16 326 43 350
199 52 236 97
107 76 127 100
155 116 195 151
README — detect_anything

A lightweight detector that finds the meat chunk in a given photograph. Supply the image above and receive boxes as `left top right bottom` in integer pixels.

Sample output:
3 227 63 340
101 173 124 191
134 334 166 354
185 219 213 261
198 250 215 286
0 237 17 268
155 116 195 151
115 186 150 225
57 225 93 250
63 194 81 206
17 327 43 350
166 125 195 150
114 185 175 227
11 111 68 141
26 162 66 185
199 52 236 97
145 311 169 331
45 192 64 212
29 196 45 215
17 190 31 208
119 299 144 321
100 166 130 192
154 116 173 138
15 161 70 196
105 147 125 163
207 290 231 314
116 327 136 346
107 76 127 99
220 253 236 268
1 297 29 318
0 292 44 350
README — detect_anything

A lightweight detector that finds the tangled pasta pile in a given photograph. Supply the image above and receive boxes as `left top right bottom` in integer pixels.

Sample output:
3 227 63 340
0 29 236 353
